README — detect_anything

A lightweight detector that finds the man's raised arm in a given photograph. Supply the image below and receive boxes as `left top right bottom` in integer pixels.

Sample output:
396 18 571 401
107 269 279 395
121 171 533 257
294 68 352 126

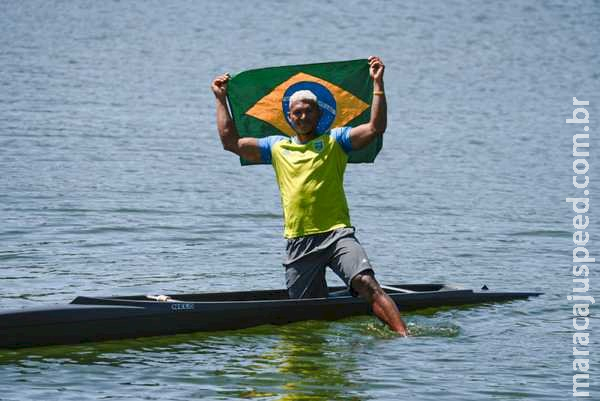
212 74 262 163
348 56 387 150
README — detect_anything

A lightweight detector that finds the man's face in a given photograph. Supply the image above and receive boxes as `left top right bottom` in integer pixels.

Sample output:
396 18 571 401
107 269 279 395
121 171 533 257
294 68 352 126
288 100 320 135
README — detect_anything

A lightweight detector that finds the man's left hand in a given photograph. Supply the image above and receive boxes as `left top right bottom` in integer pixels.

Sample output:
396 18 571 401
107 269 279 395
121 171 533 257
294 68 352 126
368 56 385 83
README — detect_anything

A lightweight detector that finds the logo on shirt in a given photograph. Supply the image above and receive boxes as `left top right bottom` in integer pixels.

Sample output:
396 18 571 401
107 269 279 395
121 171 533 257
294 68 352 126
313 140 324 152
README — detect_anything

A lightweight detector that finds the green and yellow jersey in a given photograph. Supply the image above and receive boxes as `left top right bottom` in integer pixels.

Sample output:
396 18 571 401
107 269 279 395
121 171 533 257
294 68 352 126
258 127 354 239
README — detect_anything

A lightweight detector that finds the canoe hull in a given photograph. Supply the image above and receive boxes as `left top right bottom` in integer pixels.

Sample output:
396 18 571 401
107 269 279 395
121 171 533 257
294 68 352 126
0 284 541 349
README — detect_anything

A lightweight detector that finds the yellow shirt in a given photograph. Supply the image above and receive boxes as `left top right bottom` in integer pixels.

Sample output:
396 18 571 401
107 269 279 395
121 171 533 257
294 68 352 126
259 127 353 238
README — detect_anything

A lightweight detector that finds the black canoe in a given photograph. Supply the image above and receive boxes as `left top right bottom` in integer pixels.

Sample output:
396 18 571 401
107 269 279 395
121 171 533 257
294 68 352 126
0 284 541 349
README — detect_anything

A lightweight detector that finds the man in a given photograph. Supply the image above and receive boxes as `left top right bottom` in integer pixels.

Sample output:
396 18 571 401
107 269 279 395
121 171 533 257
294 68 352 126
211 56 408 335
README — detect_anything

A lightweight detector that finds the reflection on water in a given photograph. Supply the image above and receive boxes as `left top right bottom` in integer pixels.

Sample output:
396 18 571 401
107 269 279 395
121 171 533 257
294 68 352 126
271 325 363 401
0 321 369 399
0 314 466 400
210 321 366 401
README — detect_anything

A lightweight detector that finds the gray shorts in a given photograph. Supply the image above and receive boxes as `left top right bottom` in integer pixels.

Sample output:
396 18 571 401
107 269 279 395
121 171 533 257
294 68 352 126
284 227 374 299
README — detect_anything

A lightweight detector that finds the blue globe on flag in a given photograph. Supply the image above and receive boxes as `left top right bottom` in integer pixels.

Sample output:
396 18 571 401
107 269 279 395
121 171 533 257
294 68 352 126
282 81 337 134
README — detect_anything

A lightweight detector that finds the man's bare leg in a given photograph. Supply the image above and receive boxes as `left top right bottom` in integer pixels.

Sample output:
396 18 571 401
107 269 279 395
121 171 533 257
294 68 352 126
351 273 408 336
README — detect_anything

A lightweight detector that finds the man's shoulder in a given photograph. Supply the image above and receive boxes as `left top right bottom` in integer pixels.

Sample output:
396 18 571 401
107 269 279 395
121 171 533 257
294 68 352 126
328 127 353 153
257 135 289 163
259 135 288 148
267 134 289 142
330 126 352 134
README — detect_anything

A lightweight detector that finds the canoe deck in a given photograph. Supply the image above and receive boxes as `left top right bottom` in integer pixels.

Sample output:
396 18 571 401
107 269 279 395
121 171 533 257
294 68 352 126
71 283 450 304
0 284 541 349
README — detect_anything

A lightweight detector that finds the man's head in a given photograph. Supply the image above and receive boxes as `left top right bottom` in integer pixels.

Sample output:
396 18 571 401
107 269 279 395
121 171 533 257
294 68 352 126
288 90 321 135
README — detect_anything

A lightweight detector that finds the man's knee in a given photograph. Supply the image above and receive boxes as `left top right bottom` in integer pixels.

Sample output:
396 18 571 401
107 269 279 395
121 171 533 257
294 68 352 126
351 271 383 298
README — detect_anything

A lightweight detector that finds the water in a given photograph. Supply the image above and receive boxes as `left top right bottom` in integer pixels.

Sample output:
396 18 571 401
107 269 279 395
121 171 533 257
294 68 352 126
1 0 599 399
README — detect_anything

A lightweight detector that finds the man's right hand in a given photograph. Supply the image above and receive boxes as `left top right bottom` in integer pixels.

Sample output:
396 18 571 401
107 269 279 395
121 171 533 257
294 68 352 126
212 72 262 163
211 73 230 100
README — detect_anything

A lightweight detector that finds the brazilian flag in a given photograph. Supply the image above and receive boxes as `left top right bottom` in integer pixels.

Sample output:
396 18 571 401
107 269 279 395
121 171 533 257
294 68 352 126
227 59 382 165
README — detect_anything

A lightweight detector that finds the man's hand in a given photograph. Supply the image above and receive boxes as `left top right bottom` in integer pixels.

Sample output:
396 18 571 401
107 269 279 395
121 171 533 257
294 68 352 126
211 73 230 100
212 72 262 163
348 56 387 150
368 56 385 84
